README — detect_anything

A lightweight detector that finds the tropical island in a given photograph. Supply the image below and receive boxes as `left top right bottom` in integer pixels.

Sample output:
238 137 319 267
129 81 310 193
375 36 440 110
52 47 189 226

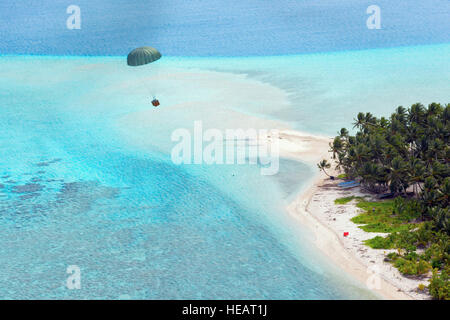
317 103 449 299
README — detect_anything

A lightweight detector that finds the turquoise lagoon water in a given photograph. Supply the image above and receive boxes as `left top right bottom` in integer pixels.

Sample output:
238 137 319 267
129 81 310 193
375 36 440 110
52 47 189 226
164 43 450 135
1 1 449 299
0 56 377 299
1 43 449 299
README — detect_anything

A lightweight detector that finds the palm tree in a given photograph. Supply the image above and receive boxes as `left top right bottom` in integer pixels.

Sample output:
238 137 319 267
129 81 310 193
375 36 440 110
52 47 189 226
387 156 408 195
338 128 349 138
353 112 365 130
329 136 343 159
409 103 425 124
328 102 448 228
408 158 426 197
317 159 332 177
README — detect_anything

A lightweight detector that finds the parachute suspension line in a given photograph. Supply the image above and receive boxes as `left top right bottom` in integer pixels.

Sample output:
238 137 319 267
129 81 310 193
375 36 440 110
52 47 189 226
141 75 153 98
127 46 162 103
136 66 153 98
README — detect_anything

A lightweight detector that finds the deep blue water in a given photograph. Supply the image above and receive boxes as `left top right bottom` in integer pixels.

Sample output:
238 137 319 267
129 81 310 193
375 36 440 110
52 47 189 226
1 0 449 56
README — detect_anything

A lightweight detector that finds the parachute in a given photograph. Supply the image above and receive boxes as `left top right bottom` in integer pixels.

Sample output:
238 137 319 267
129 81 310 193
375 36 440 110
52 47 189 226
127 47 162 106
127 47 162 67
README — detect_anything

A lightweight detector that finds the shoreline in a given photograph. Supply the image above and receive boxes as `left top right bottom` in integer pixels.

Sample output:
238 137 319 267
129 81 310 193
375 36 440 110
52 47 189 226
114 63 430 299
269 130 425 300
288 173 415 300
1 54 442 299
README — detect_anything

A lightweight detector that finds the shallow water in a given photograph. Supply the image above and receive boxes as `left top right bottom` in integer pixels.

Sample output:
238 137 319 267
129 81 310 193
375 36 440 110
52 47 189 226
1 39 449 298
0 56 378 299
162 43 450 135
1 1 448 299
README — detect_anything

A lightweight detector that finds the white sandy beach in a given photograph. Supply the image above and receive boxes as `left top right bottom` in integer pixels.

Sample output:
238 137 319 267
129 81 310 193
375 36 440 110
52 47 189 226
115 66 433 299
266 131 431 300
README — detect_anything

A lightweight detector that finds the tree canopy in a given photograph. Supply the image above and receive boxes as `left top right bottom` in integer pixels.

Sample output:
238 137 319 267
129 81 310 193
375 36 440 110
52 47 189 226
323 102 449 299
329 102 449 233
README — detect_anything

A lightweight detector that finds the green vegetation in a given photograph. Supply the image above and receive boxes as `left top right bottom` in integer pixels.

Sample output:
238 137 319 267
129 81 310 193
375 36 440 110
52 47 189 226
351 198 417 233
429 270 450 300
334 196 362 205
365 236 394 249
324 103 449 299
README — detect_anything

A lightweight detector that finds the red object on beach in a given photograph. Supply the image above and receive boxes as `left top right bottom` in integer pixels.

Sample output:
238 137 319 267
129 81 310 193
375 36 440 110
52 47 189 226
343 232 349 237
151 99 160 107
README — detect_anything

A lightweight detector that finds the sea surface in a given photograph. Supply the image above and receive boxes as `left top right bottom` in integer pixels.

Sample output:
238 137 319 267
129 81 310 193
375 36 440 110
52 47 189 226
0 1 449 299
1 0 449 56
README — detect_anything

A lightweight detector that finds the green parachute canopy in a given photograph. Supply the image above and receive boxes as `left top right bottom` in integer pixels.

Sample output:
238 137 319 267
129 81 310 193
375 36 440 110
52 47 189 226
127 47 162 67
